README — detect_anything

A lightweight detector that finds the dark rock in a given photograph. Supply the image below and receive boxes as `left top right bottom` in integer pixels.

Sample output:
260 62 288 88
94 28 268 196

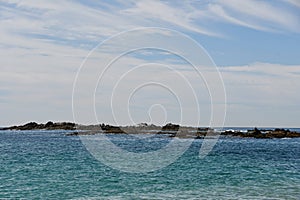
1 121 76 131
157 123 180 135
1 122 300 139
100 124 125 134
196 127 213 138
221 128 300 139
286 131 300 137
51 122 76 130
16 122 44 130
45 121 54 128
162 123 180 131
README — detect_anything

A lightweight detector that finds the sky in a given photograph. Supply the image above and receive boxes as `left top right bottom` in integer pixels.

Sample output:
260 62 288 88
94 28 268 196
0 0 300 127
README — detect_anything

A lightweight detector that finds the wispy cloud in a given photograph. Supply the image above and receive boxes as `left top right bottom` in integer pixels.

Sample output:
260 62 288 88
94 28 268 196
286 0 300 8
220 62 300 106
0 0 299 126
219 62 300 127
1 0 299 51
214 0 300 33
123 0 219 36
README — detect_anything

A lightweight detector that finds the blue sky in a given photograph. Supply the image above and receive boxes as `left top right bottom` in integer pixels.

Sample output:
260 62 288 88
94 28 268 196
0 0 300 127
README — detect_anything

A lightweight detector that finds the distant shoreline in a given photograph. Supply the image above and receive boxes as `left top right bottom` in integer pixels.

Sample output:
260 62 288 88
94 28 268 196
1 121 300 139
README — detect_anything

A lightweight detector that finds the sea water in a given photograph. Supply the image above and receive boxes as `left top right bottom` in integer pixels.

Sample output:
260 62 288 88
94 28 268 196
0 130 299 199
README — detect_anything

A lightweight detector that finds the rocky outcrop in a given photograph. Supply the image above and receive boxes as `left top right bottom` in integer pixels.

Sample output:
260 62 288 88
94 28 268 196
161 123 180 131
0 121 76 131
67 123 126 135
1 122 300 139
157 123 180 136
195 127 214 139
99 124 125 133
221 128 300 139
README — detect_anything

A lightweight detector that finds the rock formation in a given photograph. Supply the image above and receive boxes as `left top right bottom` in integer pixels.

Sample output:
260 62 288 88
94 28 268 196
1 122 300 139
0 121 76 131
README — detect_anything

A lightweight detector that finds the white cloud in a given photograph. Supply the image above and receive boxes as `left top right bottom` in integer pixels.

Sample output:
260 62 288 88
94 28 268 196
0 0 299 126
123 0 219 36
0 0 298 55
215 0 300 32
286 0 300 8
220 63 300 126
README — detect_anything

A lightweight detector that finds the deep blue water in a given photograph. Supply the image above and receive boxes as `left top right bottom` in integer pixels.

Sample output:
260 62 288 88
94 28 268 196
0 130 299 199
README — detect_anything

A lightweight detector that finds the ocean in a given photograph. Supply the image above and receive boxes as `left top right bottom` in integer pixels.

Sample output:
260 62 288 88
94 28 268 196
0 129 299 199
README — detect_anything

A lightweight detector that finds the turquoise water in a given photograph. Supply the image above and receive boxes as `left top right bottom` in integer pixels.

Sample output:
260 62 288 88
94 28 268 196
0 130 299 199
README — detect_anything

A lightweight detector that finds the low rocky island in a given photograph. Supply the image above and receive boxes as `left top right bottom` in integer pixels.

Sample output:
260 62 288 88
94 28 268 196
1 122 300 139
221 127 300 139
0 121 76 131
